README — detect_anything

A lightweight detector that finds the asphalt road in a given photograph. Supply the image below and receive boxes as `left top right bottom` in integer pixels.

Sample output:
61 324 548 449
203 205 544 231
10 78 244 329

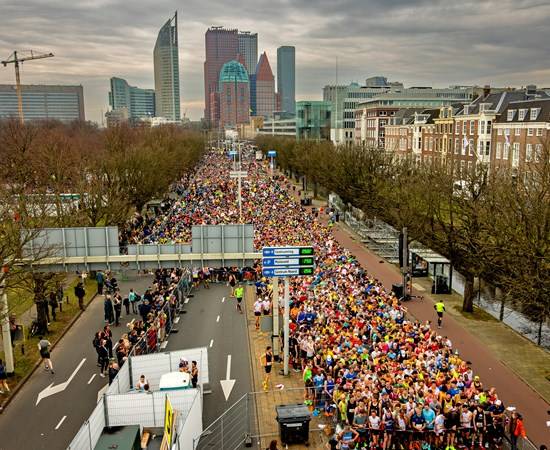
0 274 154 450
165 283 252 427
0 278 252 450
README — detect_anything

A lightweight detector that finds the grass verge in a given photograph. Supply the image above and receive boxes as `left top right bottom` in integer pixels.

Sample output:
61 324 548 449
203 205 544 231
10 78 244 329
0 277 95 401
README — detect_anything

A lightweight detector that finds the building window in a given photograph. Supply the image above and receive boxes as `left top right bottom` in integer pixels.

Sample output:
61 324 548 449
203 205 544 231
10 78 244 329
535 144 542 162
512 143 520 164
497 128 502 135
505 128 510 136
518 109 528 120
503 143 509 160
507 110 515 121
530 108 541 120
469 139 474 156
526 144 533 162
484 141 490 156
469 120 475 134
515 127 521 136
496 142 502 159
486 121 491 134
527 128 534 136
536 128 543 136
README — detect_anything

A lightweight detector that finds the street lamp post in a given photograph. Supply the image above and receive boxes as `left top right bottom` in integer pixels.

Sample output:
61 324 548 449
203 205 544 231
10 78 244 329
1 266 14 374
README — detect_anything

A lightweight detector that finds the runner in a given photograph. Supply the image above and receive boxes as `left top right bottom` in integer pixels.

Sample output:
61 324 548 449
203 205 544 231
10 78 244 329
253 297 263 330
234 284 244 314
434 299 446 328
228 272 237 297
260 346 273 391
38 336 54 374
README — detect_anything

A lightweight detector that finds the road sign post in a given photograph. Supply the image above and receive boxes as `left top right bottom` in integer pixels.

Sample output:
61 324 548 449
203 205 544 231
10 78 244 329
267 149 276 175
272 276 280 361
261 246 314 376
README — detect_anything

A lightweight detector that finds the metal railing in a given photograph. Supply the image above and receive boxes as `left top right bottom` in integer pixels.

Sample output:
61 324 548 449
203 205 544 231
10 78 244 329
128 269 192 357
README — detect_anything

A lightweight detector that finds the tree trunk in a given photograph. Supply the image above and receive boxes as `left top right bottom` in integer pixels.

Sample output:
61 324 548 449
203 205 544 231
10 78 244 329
462 273 475 312
537 317 543 346
313 181 318 198
35 298 49 335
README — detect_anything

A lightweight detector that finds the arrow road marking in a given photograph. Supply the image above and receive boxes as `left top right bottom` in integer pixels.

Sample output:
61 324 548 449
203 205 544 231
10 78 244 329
220 354 236 401
36 358 86 406
55 416 67 430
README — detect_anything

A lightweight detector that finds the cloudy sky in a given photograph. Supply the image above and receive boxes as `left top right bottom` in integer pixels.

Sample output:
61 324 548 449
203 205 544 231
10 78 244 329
1 0 549 124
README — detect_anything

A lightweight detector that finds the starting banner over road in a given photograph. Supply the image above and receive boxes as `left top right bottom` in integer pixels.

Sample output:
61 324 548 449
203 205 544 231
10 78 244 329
261 246 315 277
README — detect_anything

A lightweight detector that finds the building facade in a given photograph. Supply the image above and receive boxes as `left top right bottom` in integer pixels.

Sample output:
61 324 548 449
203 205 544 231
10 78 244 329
153 12 180 121
355 86 476 148
277 46 295 115
108 77 155 120
0 84 85 122
218 60 250 127
204 27 239 126
254 52 276 119
296 101 331 141
238 31 258 76
492 98 550 173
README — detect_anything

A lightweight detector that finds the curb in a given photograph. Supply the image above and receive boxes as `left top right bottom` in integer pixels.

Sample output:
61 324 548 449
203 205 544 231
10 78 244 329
0 291 98 413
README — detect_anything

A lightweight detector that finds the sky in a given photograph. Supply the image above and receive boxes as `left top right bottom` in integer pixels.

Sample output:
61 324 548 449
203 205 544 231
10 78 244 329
1 0 549 124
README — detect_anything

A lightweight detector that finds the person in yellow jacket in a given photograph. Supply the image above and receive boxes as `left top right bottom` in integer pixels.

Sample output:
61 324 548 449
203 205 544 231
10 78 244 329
434 300 446 328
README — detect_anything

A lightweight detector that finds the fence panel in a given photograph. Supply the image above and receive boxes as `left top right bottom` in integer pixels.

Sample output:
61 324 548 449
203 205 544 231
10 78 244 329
105 392 157 428
130 352 172 390
176 392 203 450
67 398 106 450
105 359 130 395
169 347 209 386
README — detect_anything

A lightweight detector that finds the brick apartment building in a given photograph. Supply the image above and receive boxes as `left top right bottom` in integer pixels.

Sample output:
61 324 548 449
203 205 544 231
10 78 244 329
384 87 550 175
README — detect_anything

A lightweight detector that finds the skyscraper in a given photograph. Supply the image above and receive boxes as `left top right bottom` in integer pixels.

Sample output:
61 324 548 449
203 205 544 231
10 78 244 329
154 12 180 121
109 77 155 119
218 60 250 127
204 27 239 126
238 32 258 76
254 52 276 119
277 46 295 115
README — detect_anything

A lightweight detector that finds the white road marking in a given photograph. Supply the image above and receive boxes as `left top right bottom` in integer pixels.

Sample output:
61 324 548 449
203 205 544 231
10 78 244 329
87 374 96 385
184 297 190 304
174 317 180 324
216 315 220 323
54 416 67 430
220 354 236 401
36 358 87 406
222 297 225 303
412 283 426 292
209 339 214 348
160 341 168 349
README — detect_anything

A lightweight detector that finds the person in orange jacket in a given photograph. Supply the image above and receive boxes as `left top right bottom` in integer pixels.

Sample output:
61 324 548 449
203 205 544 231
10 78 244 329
510 412 526 450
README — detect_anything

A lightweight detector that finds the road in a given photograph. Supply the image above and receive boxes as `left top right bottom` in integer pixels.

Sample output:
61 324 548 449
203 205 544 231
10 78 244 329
165 283 252 427
0 277 252 450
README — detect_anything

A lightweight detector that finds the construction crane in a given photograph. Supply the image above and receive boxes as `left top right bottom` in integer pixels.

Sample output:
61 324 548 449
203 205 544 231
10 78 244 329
1 50 54 123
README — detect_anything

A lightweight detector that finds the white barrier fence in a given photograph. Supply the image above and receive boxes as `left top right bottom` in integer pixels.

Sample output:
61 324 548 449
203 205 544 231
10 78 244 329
67 398 106 450
130 347 209 391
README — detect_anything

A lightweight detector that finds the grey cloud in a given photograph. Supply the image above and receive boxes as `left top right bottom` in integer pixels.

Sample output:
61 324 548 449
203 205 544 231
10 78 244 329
1 0 549 123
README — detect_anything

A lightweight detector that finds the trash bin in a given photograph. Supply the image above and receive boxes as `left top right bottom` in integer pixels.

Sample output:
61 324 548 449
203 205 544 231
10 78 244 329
276 404 311 445
391 283 403 299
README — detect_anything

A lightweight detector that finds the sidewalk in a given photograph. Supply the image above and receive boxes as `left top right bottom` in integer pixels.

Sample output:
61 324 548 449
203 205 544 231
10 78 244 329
245 286 331 449
288 178 550 446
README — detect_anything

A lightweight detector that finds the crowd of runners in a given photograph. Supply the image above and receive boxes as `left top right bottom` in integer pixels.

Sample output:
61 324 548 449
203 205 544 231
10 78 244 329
118 146 524 449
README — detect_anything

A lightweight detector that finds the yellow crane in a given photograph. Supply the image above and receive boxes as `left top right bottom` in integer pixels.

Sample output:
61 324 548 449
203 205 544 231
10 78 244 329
1 50 54 123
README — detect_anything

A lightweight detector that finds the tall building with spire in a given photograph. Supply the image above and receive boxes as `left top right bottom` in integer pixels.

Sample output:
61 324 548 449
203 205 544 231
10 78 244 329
277 46 295 115
254 52 276 118
153 12 180 121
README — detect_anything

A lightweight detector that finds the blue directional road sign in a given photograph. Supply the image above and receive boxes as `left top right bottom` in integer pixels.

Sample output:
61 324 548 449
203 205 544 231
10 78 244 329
228 150 238 156
267 149 277 157
262 246 313 257
262 246 314 277
262 267 315 277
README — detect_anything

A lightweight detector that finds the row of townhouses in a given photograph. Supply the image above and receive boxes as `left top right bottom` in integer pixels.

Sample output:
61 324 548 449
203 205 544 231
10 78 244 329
382 86 549 173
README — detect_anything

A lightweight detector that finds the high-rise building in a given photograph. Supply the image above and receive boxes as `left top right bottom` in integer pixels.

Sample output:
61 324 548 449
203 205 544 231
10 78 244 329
0 84 85 122
154 12 180 121
277 46 295 115
238 31 258 76
254 52 276 119
204 27 239 126
108 77 155 120
296 101 332 141
218 60 250 127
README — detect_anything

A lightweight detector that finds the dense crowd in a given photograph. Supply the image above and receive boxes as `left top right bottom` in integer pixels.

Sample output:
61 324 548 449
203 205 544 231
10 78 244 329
119 147 523 449
91 268 182 382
